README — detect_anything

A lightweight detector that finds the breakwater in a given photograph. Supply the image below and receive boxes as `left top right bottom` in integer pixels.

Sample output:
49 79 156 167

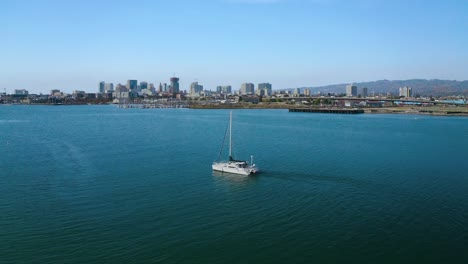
289 108 365 114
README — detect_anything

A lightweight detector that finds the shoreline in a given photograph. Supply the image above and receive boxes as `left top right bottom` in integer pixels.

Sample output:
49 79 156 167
2 103 468 116
189 104 468 116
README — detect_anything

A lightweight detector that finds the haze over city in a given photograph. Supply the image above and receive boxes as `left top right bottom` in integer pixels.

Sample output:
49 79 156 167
2 0 468 94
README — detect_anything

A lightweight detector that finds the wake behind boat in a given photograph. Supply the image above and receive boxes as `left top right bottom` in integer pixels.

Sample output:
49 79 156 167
212 111 258 175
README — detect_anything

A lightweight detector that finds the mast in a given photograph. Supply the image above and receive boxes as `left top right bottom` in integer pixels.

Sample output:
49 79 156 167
229 111 232 158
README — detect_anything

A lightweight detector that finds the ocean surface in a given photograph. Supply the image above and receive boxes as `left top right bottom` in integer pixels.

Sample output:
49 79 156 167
1 105 467 263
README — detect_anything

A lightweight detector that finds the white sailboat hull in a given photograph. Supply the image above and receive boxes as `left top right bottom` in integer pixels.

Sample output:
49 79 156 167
212 162 258 176
212 111 259 176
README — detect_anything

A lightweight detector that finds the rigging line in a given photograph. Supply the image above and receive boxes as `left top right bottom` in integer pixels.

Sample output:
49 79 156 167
216 116 230 161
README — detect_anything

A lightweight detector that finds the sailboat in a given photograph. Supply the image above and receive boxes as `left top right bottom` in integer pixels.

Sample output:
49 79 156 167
212 111 258 175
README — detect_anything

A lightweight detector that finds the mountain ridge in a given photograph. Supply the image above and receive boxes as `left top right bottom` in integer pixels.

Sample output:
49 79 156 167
289 79 468 96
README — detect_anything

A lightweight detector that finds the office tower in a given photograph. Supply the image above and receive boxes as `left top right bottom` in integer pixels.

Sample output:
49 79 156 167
346 84 358 97
304 88 310 96
258 83 272 96
170 77 180 93
362 87 368 97
158 83 163 92
399 86 412 98
140 82 148 90
14 89 28 95
99 81 105 93
115 84 128 92
217 85 232 94
240 83 254 95
190 82 204 94
104 83 114 93
293 88 300 96
127 80 138 92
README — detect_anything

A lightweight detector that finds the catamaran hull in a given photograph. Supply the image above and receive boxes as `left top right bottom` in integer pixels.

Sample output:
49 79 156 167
212 164 256 175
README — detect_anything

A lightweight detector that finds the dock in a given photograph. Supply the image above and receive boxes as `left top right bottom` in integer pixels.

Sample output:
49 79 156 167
289 108 364 114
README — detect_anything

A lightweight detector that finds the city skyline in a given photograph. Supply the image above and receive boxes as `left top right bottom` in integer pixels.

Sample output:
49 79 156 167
2 0 468 94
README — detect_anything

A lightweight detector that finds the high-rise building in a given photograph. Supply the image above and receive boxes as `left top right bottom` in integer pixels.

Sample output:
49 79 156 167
346 84 358 97
140 82 148 90
258 83 272 96
158 83 163 93
170 77 180 93
99 81 105 93
190 82 204 94
240 83 254 95
217 85 232 94
293 88 300 96
115 84 128 92
399 86 412 98
361 87 368 97
15 89 28 95
104 83 114 93
304 88 311 96
127 80 138 92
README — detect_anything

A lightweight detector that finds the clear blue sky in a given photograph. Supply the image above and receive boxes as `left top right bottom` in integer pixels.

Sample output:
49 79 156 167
1 0 467 94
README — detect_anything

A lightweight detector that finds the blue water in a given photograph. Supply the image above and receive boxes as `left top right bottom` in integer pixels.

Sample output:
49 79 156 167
1 105 467 263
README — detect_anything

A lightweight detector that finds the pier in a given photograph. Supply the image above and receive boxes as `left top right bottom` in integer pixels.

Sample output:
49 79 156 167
289 108 364 114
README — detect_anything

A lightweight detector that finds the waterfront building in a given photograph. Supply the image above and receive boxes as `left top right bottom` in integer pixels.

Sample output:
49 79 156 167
258 83 272 96
346 84 358 97
99 81 105 93
240 83 254 95
72 90 86 99
293 88 300 96
170 77 180 93
140 82 148 91
399 86 412 98
256 88 268 96
113 84 130 99
142 89 156 96
104 83 114 93
14 89 29 95
361 87 368 97
115 84 127 92
190 82 204 95
217 85 232 94
127 80 138 92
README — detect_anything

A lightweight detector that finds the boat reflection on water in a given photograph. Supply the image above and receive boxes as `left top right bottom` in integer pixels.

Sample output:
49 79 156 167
212 171 259 186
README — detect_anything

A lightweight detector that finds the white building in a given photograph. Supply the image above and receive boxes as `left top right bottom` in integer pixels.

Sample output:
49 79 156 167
346 84 357 97
293 88 300 96
399 86 412 98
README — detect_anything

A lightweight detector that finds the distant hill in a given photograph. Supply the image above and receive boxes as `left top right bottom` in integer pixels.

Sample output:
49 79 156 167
290 79 468 97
